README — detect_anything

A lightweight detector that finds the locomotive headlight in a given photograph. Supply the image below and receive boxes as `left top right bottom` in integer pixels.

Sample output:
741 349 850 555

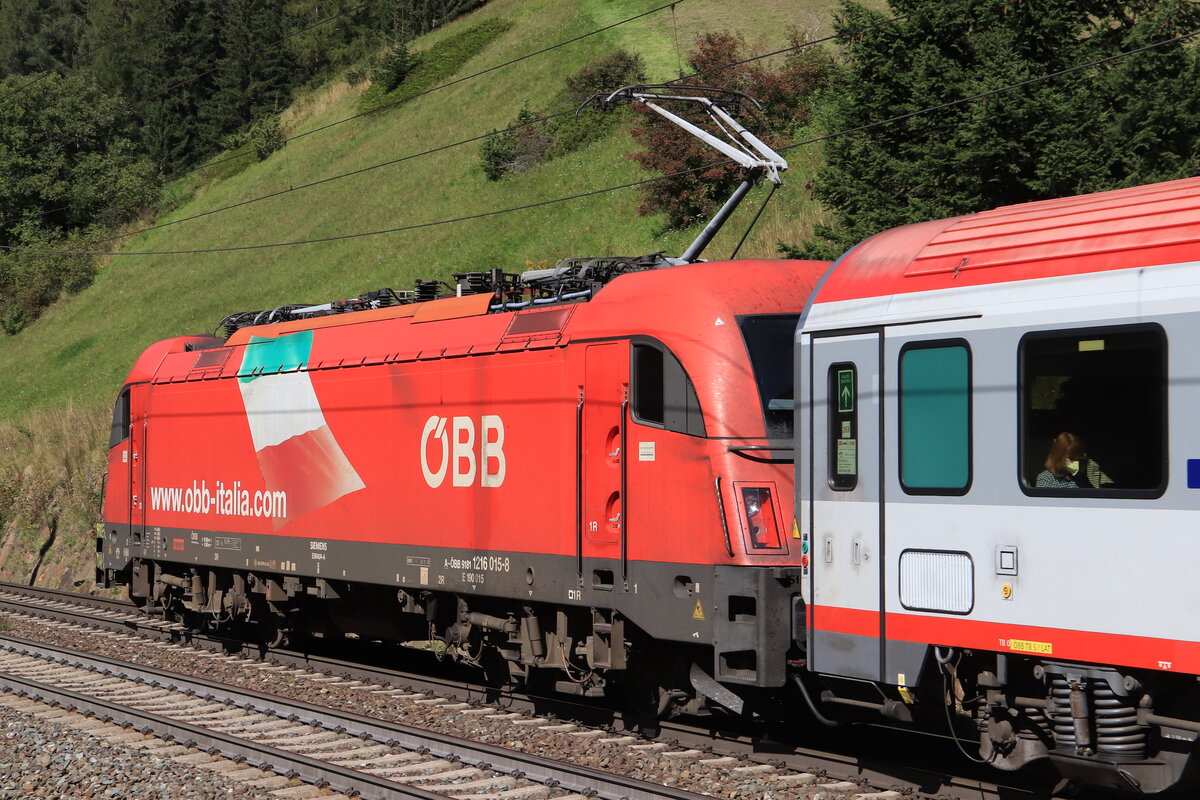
744 490 762 518
740 487 781 549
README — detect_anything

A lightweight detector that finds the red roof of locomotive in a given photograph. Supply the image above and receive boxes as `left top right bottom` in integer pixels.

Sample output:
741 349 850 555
123 259 830 439
812 176 1200 305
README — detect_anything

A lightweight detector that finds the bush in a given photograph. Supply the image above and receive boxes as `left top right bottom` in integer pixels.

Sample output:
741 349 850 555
250 114 285 161
478 50 646 180
479 126 515 181
0 226 98 335
478 108 553 181
564 50 646 103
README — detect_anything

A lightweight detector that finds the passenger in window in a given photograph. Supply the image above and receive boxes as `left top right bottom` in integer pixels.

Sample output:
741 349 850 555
1036 432 1113 489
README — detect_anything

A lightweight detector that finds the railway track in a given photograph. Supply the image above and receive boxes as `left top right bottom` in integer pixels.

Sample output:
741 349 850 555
0 582 1042 799
0 634 753 800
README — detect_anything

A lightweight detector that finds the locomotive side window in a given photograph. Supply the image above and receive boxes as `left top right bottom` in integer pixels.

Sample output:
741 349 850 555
828 363 857 490
737 314 800 437
1020 325 1166 497
109 386 131 447
631 341 706 436
899 341 971 494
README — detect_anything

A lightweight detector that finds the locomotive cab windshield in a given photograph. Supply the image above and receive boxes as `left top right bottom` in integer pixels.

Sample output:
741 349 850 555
738 314 800 438
109 386 131 447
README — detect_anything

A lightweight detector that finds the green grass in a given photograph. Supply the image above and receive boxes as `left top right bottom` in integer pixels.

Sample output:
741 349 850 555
0 0 845 422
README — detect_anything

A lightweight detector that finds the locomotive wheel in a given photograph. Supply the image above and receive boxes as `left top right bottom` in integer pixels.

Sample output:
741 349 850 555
259 618 290 649
622 680 675 732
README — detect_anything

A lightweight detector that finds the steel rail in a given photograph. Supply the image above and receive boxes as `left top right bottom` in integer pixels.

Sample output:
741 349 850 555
0 634 714 800
0 582 1032 799
0 668 446 800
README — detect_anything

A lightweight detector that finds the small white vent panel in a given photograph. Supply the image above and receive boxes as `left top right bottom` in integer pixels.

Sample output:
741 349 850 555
899 550 973 614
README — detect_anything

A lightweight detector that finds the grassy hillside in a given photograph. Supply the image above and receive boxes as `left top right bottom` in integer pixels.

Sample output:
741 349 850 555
0 0 847 417
0 0 854 587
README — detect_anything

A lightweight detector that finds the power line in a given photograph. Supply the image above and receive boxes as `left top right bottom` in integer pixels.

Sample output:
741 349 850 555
92 108 580 244
777 24 1197 153
99 0 902 242
181 1 683 177
5 23 1194 258
4 0 672 234
0 0 187 105
8 0 927 236
0 205 70 228
5 0 944 237
670 1 942 84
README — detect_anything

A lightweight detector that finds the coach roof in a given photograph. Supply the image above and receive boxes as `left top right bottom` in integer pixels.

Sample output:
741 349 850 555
811 176 1200 306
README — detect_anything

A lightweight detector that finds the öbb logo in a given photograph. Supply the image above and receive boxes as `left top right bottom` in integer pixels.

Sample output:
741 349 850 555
420 415 506 488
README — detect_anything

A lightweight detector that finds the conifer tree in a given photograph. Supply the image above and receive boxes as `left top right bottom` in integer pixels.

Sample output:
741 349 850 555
205 0 295 138
0 0 88 77
801 0 1200 258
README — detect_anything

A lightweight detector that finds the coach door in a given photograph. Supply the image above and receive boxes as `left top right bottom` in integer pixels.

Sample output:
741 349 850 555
809 332 884 681
578 343 628 588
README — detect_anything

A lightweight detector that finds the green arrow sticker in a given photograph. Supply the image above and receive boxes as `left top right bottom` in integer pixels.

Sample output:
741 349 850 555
837 369 854 413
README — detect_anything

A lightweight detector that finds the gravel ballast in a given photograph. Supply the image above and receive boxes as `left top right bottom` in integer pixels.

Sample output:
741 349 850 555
0 702 275 800
0 613 876 799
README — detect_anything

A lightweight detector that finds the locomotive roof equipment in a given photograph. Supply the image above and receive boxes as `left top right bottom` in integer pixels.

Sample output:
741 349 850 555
217 86 788 338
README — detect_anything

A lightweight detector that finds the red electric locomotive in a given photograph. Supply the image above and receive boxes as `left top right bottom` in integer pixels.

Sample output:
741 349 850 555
98 255 824 710
98 86 826 713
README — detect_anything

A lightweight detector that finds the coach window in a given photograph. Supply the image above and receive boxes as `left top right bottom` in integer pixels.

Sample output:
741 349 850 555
1020 325 1166 497
828 363 857 490
109 386 131 448
899 341 971 494
632 341 706 436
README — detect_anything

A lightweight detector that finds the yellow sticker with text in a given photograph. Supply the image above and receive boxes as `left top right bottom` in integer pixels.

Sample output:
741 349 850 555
692 600 706 620
1009 639 1053 655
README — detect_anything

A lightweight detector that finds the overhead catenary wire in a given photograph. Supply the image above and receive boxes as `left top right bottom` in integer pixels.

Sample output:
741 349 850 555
94 1 950 243
6 0 681 233
91 108 581 244
0 205 71 228
9 0 941 235
181 0 685 176
186 0 953 177
4 23 1194 258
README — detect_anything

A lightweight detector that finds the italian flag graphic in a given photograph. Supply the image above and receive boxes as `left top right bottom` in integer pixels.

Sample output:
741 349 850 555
238 330 365 527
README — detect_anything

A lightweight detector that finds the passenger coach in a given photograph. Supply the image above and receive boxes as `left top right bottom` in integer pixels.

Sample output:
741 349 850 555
796 177 1200 792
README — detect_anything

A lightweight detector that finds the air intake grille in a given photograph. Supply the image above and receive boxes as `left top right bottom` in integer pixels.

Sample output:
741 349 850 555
899 550 973 614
